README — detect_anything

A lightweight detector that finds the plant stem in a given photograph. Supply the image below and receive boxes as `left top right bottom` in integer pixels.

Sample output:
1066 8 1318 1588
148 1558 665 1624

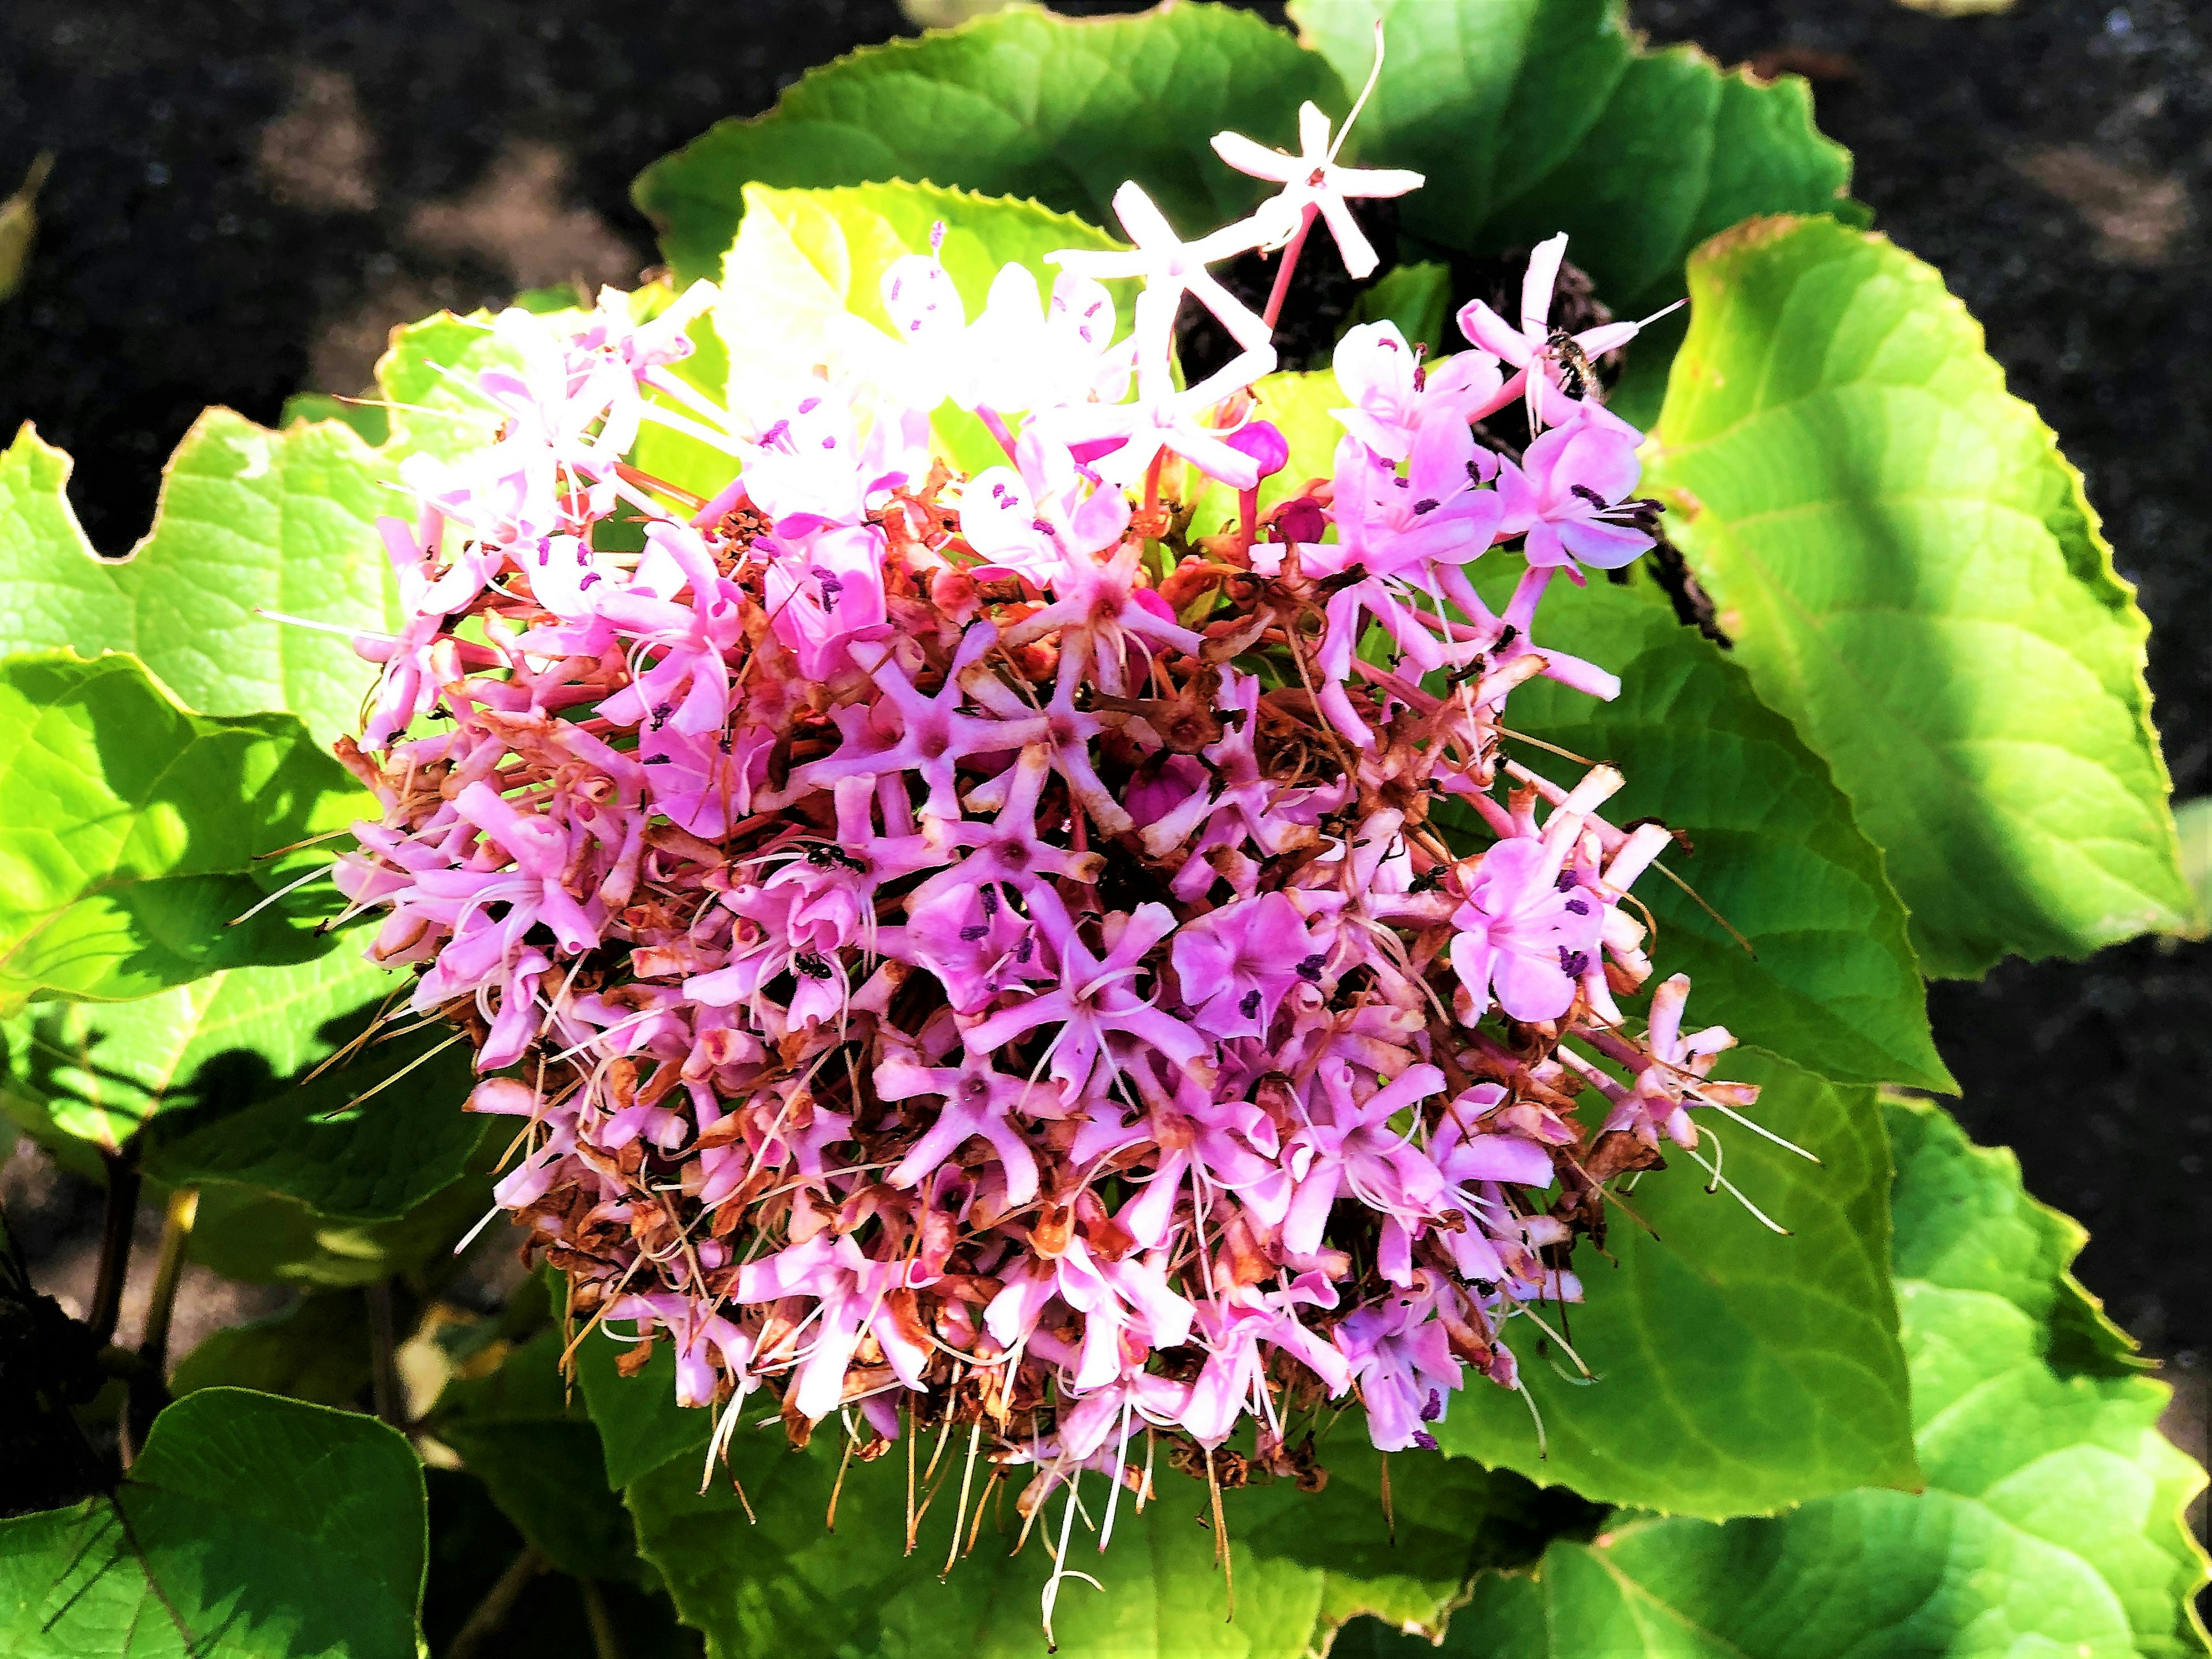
447 1546 542 1659
579 1577 624 1659
1260 204 1318 332
137 1187 198 1374
86 1143 142 1347
367 1278 404 1426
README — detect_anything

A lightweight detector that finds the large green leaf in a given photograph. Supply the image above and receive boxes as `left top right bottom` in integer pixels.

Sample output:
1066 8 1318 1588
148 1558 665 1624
637 2 1345 285
578 1297 1586 1657
0 950 396 1151
1289 0 1853 424
0 1388 425 1658
0 652 366 1009
1419 1102 2211 1659
1432 1051 1918 1517
574 1328 717 1494
715 179 1129 473
1644 215 2194 974
1482 570 1949 1091
0 414 403 751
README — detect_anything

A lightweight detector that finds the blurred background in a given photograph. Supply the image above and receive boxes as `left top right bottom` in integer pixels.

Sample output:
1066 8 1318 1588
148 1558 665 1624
1 0 2204 1514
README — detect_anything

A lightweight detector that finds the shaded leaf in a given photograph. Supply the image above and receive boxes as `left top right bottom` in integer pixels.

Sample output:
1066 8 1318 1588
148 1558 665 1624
0 950 397 1153
1433 1052 1918 1517
615 1398 1577 1659
143 1021 483 1222
573 1330 715 1494
1344 260 1453 357
0 652 365 1010
0 1388 425 1658
169 1291 376 1410
1289 0 1853 424
436 1330 643 1585
185 1153 491 1290
636 3 1345 284
1644 215 2194 973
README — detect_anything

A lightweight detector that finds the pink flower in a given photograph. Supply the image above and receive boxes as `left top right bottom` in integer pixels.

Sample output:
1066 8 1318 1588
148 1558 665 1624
1495 413 1660 574
1455 231 1680 434
1450 835 1604 1023
1331 321 1503 463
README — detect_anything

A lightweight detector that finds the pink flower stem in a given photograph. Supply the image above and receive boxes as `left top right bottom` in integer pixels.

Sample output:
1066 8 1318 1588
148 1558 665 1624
975 404 1022 465
1260 204 1319 331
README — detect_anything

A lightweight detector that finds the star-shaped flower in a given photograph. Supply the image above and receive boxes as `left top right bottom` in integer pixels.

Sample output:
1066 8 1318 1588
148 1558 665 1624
1211 101 1423 280
1048 181 1274 385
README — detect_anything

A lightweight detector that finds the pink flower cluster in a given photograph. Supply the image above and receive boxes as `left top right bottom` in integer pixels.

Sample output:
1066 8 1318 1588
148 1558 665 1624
329 98 1760 1542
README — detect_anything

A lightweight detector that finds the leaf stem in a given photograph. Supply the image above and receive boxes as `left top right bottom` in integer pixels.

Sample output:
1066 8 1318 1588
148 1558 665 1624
137 1187 198 1374
367 1278 404 1426
86 1143 142 1347
579 1576 623 1659
446 1546 543 1659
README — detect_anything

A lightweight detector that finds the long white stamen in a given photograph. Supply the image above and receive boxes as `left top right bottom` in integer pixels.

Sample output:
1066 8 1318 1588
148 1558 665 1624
1330 20 1390 165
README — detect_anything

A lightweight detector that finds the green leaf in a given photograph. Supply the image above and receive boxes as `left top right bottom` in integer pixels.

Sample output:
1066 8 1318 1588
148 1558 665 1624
0 414 404 750
1643 215 2194 974
574 1326 717 1493
636 2 1346 285
170 1290 377 1409
1289 0 1853 426
0 950 397 1152
1433 1052 1918 1517
1474 570 1950 1091
279 393 389 448
715 179 1130 474
185 1153 491 1289
436 1329 642 1584
616 1403 1577 1659
2178 795 2212 934
372 305 587 467
0 652 366 1010
143 1021 483 1221
1420 1102 2210 1659
0 1388 425 1658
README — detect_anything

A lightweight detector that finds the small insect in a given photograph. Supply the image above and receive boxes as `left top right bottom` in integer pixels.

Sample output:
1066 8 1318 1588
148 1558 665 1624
1546 326 1601 403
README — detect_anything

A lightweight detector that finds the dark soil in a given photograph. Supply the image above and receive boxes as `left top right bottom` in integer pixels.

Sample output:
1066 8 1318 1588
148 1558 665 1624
1 0 2203 1430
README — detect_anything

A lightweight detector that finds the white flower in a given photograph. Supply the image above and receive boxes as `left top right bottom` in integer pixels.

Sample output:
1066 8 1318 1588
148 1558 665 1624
1047 181 1273 388
1211 101 1423 281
